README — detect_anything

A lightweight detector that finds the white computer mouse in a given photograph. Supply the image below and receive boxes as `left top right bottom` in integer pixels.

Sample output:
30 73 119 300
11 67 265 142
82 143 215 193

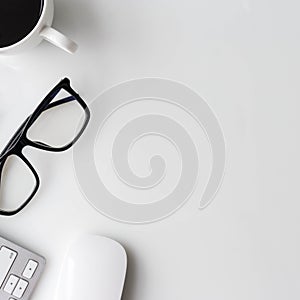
55 235 127 300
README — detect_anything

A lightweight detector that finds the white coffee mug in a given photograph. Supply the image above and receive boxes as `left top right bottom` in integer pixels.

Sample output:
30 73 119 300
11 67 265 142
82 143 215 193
0 0 78 55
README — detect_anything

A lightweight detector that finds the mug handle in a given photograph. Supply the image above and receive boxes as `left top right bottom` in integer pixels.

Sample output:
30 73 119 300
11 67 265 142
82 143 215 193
40 26 78 54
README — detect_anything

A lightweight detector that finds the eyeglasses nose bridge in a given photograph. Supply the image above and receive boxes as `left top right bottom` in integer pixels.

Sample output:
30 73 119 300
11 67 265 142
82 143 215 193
20 138 28 147
10 137 28 154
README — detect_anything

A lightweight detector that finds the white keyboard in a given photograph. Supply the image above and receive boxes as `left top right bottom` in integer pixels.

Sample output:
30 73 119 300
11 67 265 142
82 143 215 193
0 235 45 300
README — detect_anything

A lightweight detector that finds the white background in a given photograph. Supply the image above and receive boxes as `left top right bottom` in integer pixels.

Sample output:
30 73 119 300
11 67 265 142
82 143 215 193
1 0 300 299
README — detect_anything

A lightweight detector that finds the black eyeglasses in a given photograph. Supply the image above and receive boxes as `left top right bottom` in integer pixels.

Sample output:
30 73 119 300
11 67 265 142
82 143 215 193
0 78 90 216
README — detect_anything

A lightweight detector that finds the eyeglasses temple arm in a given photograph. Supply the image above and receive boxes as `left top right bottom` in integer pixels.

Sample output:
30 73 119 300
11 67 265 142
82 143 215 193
0 96 76 160
45 96 76 110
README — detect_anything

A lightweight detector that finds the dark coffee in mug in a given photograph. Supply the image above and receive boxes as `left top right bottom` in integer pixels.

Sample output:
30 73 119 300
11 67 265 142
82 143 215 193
0 0 43 48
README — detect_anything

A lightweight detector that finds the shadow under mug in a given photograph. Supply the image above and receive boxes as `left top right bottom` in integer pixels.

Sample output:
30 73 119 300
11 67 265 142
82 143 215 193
0 0 78 55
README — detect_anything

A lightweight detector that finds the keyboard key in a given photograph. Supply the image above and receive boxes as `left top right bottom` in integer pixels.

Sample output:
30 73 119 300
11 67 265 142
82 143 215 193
13 279 28 298
22 260 38 279
4 275 19 294
0 235 46 300
0 247 17 287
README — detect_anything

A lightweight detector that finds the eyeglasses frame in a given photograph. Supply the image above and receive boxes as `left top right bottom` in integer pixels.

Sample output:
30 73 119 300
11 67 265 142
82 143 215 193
0 78 90 216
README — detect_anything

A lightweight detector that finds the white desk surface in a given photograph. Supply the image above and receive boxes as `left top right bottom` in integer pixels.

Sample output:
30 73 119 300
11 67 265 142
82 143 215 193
1 0 300 299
